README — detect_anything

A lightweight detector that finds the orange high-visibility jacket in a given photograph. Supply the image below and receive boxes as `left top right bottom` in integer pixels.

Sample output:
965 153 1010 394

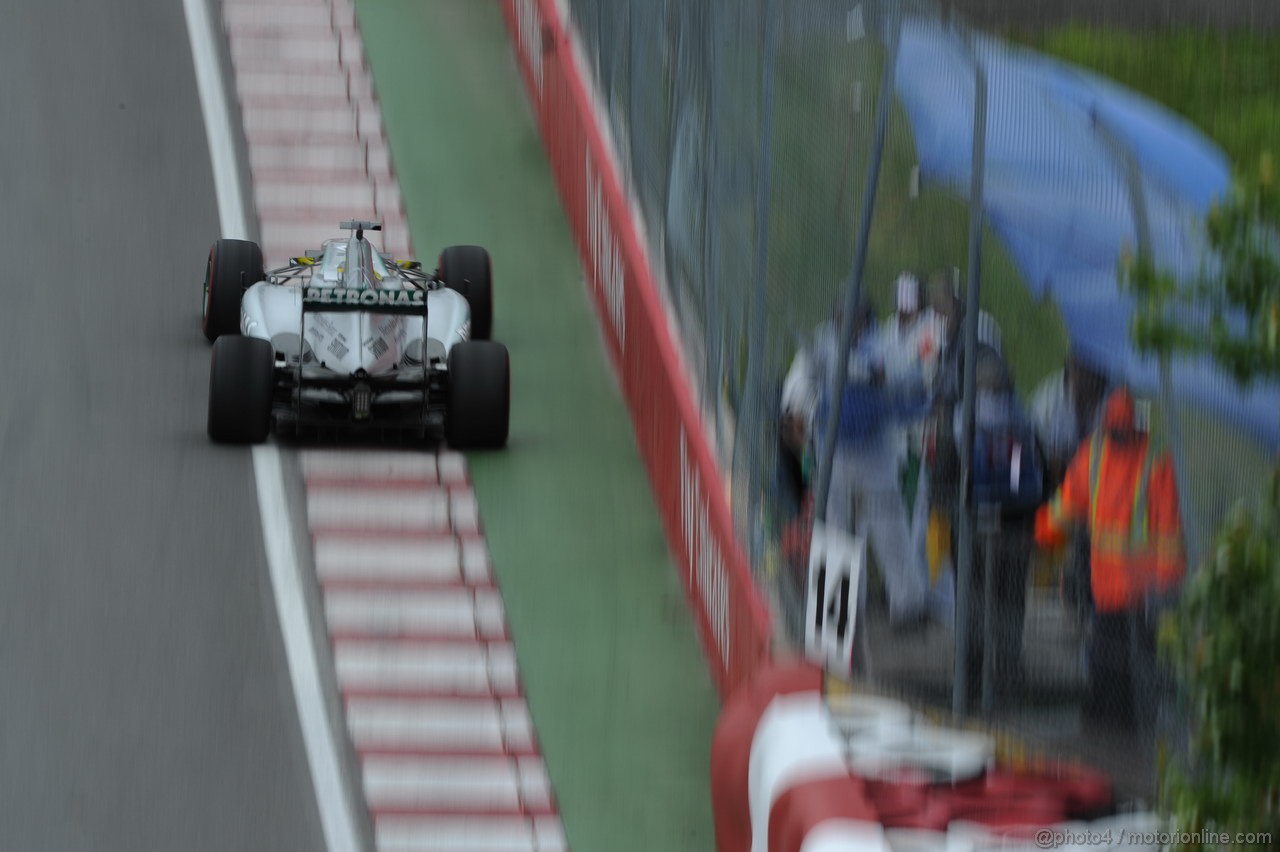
1034 411 1185 613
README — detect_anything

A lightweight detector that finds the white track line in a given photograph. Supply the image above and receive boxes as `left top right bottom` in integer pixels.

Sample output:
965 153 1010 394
183 0 250 241
182 1 363 850
253 444 363 852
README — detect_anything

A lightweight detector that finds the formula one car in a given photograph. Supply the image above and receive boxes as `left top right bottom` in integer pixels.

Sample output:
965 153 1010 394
200 220 509 449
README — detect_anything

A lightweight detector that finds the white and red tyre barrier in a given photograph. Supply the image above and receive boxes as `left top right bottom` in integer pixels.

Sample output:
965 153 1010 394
710 662 1162 852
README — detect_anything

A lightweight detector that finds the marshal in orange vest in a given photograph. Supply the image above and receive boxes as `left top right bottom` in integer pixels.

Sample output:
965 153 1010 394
1034 387 1184 613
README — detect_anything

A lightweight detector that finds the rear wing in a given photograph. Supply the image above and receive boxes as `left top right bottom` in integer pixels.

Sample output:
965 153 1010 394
302 286 426 315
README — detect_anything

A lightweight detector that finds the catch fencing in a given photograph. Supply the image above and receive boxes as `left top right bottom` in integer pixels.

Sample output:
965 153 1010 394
538 0 1274 797
502 0 774 701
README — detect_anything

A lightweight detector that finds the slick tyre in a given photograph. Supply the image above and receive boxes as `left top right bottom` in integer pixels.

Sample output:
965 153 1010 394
208 336 275 444
445 341 509 450
203 238 264 342
438 245 493 340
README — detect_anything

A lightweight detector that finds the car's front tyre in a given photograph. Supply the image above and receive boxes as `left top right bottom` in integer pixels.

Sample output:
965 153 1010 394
445 341 509 450
203 238 264 342
208 336 275 444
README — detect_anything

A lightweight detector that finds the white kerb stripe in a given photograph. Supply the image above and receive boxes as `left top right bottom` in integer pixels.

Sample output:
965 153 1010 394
459 538 492 583
242 104 385 138
231 36 348 66
473 592 507 634
517 756 553 810
237 68 369 99
450 490 480 535
436 451 468 484
324 588 507 638
376 816 554 852
224 4 339 29
249 139 391 174
334 642 518 694
498 699 536 752
259 181 378 210
259 180 402 214
345 697 534 752
534 817 569 852
234 52 371 83
307 488 450 532
305 451 436 482
362 756 530 810
314 537 464 582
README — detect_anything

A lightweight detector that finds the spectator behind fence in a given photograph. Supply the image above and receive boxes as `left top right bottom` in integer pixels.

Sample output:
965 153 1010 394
881 273 947 610
930 271 1004 408
1030 350 1112 490
818 298 933 631
1029 351 1112 624
923 272 1005 620
781 297 933 632
953 345 1045 702
778 349 815 524
777 307 837 576
1034 386 1185 728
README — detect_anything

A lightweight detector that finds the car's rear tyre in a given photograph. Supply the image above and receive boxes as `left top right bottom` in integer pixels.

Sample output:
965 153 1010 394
445 341 509 450
208 336 275 444
203 238 264 342
438 245 493 341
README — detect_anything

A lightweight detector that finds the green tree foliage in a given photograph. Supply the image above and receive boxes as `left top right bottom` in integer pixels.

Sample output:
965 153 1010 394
1162 473 1280 845
1128 156 1279 374
1126 157 1280 846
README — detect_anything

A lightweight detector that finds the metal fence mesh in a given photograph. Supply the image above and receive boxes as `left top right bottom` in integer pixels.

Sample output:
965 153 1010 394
564 0 1273 799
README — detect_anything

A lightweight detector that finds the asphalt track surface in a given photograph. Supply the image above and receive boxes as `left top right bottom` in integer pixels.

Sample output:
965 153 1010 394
359 2 723 849
0 3 324 850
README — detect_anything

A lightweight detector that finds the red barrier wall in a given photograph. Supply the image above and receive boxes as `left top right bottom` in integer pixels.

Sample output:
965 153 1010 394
499 0 772 697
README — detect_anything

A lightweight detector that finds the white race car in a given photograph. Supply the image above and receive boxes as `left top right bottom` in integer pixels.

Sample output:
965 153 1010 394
201 220 509 448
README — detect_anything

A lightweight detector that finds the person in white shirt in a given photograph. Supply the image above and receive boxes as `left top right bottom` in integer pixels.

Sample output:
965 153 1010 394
1029 351 1111 486
880 273 945 620
780 296 932 632
881 272 946 392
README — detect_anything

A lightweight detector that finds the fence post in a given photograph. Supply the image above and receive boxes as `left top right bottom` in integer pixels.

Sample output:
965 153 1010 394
742 0 779 567
953 30 989 718
703 12 723 452
812 0 903 526
1094 116 1201 574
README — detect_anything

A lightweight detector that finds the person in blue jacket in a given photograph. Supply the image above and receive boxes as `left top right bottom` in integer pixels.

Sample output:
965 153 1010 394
794 298 933 632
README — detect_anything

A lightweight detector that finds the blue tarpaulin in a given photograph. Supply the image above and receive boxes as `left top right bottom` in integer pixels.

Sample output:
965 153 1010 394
893 19 1280 448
